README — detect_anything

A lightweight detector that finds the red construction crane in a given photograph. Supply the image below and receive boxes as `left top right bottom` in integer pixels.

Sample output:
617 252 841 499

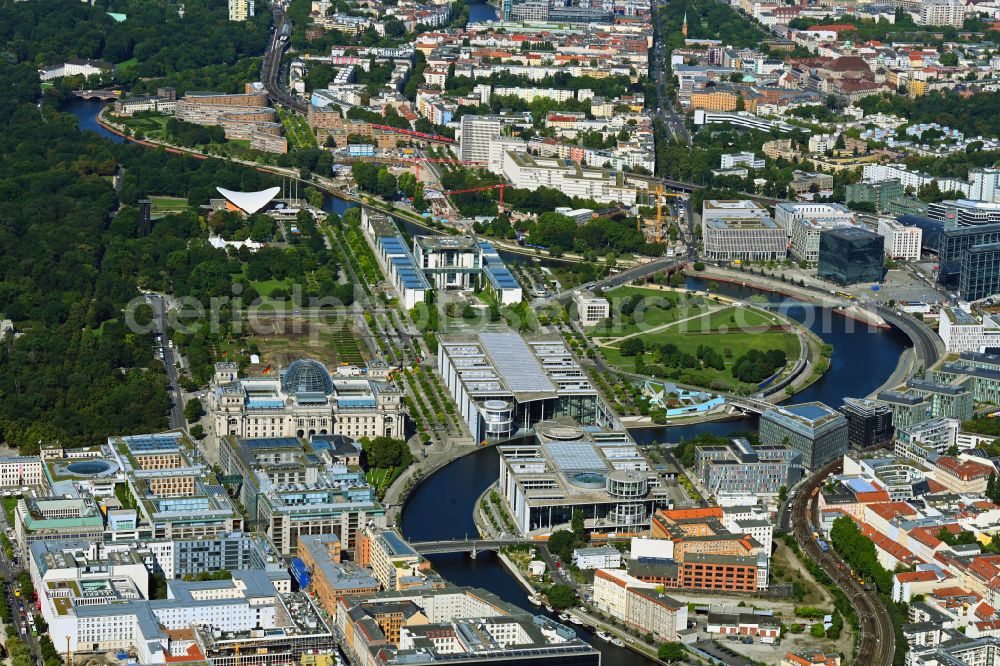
445 183 512 210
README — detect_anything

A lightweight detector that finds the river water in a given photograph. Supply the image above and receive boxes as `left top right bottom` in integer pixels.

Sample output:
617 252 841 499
467 0 499 23
67 96 908 665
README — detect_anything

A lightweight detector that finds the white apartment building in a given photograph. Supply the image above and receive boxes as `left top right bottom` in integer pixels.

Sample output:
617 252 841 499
721 152 765 170
878 217 923 261
808 133 838 154
0 457 43 489
460 115 504 164
702 200 786 262
917 0 967 26
938 307 1000 353
501 151 638 206
862 164 974 199
593 568 688 642
574 291 611 326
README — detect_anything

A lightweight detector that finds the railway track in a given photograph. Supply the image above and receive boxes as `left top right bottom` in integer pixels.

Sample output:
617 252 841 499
791 459 895 665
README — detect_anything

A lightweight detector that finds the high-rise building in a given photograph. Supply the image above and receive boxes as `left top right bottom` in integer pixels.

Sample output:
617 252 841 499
817 226 884 285
459 115 503 164
840 398 893 448
759 402 849 469
960 242 1000 301
228 0 255 21
917 0 967 26
938 222 1000 287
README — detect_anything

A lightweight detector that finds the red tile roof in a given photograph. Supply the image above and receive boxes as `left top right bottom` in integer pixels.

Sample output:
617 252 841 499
895 570 938 583
938 456 994 481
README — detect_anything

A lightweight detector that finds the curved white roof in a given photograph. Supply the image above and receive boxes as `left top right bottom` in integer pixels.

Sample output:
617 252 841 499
216 186 281 215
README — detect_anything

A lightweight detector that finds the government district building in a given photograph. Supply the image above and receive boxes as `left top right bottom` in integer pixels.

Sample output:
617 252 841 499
31 539 333 665
759 402 849 469
701 200 787 261
360 207 522 308
938 306 1000 353
438 331 617 442
336 587 601 666
219 434 385 554
212 358 404 440
497 421 672 534
574 290 611 326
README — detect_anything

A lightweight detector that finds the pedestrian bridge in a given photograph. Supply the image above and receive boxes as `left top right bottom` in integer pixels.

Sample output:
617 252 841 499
72 89 121 101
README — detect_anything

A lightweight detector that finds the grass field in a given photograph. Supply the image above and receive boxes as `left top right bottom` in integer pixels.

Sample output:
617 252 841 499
601 305 801 392
278 109 317 150
249 279 294 298
588 287 703 337
120 113 169 140
149 196 189 214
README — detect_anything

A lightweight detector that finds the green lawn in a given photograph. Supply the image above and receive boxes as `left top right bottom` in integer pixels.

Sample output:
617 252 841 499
278 109 316 150
249 279 294 297
588 287 710 337
329 328 365 365
116 57 138 72
601 305 801 392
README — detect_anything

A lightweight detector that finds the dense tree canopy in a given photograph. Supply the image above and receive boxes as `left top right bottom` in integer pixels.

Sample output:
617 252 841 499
0 0 271 78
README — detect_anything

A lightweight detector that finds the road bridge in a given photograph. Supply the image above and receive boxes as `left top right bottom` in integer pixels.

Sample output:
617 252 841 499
409 538 533 557
547 257 686 305
72 89 120 101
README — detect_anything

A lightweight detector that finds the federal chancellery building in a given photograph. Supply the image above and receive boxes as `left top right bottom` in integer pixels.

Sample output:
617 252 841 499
211 359 405 440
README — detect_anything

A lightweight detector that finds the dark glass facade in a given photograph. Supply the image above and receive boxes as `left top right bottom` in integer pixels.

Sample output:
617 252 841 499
937 222 1000 286
959 242 1000 301
817 227 884 286
840 400 893 448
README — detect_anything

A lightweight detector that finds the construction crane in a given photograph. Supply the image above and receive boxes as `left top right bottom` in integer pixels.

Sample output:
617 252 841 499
445 183 513 211
637 185 687 241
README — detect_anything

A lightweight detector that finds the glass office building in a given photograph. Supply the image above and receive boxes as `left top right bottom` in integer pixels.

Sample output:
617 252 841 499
960 242 1000 301
938 222 1000 287
817 227 884 285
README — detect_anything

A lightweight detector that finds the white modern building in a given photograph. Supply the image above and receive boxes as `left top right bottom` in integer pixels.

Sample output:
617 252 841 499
878 217 923 261
412 236 523 305
916 0 966 26
501 152 639 206
938 306 1000 353
438 332 616 442
593 568 688 642
460 115 504 164
787 213 856 263
572 546 623 570
574 291 611 326
774 202 854 232
701 200 786 262
721 152 765 170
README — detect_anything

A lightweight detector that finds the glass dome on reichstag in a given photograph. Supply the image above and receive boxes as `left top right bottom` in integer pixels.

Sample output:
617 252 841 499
281 359 334 395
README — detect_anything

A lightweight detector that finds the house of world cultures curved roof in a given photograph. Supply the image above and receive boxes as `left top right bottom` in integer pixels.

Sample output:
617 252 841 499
216 186 281 215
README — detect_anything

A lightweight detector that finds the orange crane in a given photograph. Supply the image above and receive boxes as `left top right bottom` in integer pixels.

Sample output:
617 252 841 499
445 183 513 211
638 185 687 241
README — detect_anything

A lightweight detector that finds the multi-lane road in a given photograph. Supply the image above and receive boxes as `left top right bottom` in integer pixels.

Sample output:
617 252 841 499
263 4 307 113
792 460 895 666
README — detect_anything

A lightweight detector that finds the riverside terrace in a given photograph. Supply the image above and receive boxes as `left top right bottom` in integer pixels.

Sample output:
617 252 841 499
107 431 241 540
